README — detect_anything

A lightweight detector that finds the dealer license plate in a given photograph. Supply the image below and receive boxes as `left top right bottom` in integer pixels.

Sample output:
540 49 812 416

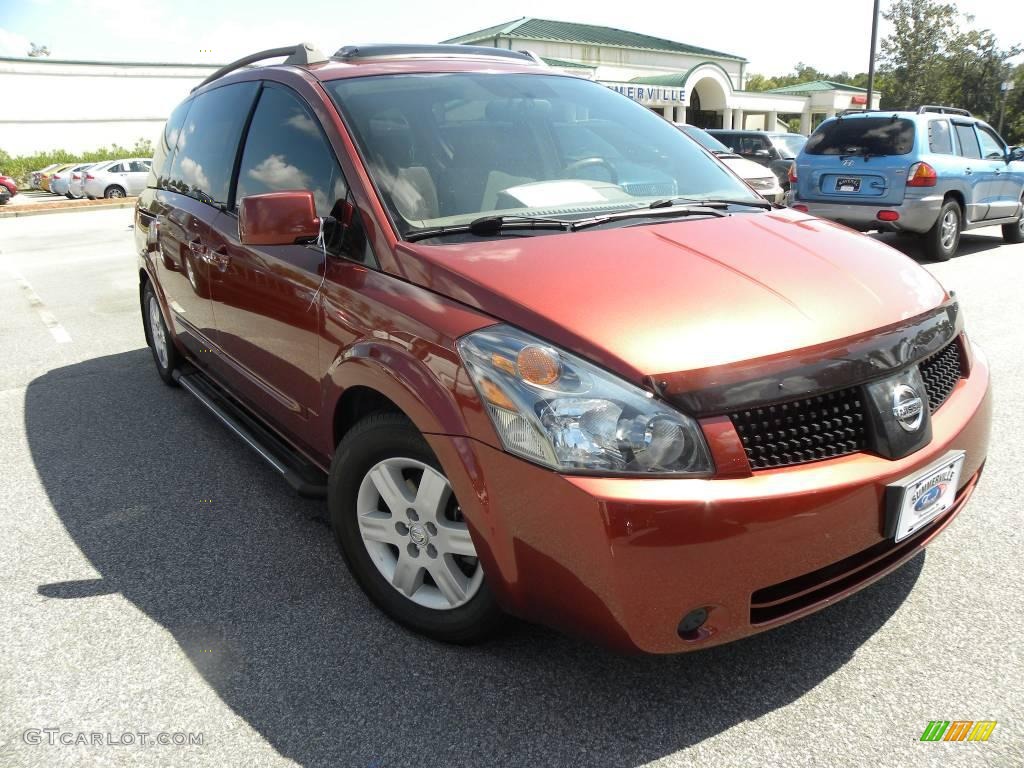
836 176 861 192
889 451 965 542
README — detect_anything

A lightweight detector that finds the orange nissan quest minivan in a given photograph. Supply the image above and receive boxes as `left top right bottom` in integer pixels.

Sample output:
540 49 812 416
135 43 991 653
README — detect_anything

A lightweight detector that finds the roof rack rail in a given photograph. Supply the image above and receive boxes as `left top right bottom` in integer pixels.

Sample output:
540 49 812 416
333 44 537 63
917 105 972 116
192 43 328 93
837 108 891 116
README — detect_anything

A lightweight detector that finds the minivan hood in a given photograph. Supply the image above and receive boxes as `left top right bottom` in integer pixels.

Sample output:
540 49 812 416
393 209 947 383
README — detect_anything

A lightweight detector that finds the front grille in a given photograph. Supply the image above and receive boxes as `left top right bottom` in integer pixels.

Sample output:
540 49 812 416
919 340 963 413
622 181 676 197
730 387 867 470
730 339 964 471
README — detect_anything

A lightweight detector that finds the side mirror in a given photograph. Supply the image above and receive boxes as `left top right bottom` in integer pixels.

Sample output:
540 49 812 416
1009 146 1024 162
238 191 320 246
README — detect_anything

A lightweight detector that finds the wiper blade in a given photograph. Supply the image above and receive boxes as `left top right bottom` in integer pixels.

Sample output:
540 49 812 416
405 214 570 242
571 204 727 232
648 197 772 210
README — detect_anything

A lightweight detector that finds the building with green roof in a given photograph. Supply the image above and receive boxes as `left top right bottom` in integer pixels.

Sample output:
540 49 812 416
443 18 880 133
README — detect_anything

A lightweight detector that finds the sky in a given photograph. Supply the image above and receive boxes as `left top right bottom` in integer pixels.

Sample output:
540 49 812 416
1 0 1021 76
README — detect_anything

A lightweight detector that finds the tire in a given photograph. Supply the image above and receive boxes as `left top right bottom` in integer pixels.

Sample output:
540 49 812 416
1002 205 1024 244
328 412 504 644
142 282 180 386
923 199 961 261
65 192 74 200
104 185 126 199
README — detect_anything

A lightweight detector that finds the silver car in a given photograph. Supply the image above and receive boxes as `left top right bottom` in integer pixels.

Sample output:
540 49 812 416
50 163 94 198
82 158 152 199
68 163 103 199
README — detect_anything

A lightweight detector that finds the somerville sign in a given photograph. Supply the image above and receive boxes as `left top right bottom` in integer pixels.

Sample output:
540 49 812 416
602 81 687 107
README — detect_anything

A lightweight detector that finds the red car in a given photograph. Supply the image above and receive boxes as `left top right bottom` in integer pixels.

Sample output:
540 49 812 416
136 44 991 653
0 174 16 201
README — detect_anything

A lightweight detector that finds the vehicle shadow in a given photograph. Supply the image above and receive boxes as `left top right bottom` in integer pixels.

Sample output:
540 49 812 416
25 350 923 768
871 230 1005 262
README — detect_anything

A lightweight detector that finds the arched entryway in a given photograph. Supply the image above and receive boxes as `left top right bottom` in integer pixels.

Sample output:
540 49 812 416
688 76 728 128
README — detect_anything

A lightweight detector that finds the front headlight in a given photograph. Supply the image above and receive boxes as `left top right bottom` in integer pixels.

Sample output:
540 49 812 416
456 325 713 476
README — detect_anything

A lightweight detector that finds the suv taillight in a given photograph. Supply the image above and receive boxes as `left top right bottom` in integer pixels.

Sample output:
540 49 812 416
907 162 937 187
788 164 797 183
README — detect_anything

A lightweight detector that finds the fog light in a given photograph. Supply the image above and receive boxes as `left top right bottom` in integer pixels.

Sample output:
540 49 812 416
877 210 900 222
678 607 708 639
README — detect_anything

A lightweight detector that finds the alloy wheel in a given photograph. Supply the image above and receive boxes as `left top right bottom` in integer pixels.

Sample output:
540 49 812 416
148 295 168 369
355 457 483 610
940 209 958 250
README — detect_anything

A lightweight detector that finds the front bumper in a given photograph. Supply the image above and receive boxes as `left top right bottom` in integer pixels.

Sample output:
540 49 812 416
428 346 991 653
792 193 943 234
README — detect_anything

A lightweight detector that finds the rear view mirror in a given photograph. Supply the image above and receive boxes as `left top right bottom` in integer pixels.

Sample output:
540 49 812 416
238 191 320 246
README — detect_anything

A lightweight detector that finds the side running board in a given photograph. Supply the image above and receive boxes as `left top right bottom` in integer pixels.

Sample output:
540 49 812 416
172 368 328 498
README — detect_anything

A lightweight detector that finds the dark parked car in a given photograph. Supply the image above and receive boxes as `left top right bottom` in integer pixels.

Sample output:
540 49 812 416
137 43 990 653
0 184 10 206
708 129 806 189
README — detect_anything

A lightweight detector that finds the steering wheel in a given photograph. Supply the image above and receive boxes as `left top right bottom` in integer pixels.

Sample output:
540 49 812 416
564 157 619 184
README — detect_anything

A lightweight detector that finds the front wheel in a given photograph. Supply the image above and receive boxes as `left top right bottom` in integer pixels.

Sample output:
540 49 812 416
923 199 961 261
328 412 504 644
1003 207 1024 244
142 283 180 386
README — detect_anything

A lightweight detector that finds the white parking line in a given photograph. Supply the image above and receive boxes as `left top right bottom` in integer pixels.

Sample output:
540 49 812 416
6 266 73 344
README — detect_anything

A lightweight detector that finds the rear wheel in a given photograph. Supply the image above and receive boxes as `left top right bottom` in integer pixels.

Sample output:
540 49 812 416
65 192 74 200
923 199 960 261
104 185 126 199
142 282 180 386
1002 202 1024 244
328 412 504 644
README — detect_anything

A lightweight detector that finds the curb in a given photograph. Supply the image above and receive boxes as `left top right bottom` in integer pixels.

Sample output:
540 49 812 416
0 200 136 218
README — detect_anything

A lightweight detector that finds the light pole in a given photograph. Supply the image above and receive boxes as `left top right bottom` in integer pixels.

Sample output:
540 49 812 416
866 0 881 110
998 80 1014 134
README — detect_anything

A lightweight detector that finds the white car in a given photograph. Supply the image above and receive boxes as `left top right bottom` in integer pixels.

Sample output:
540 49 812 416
82 158 152 199
676 124 784 203
68 163 102 199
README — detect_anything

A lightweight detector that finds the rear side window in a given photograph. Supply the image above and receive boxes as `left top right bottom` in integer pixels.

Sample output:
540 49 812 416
235 83 347 218
806 117 915 155
953 123 981 159
165 81 259 206
107 163 123 173
928 120 953 154
152 99 192 188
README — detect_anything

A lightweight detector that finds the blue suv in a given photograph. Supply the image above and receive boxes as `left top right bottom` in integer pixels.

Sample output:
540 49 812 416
790 106 1024 260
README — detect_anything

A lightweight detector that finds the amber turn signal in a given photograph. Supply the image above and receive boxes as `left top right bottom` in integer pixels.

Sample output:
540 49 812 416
516 345 561 385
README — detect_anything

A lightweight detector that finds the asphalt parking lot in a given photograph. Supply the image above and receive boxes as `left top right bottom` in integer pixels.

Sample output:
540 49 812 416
0 208 1021 768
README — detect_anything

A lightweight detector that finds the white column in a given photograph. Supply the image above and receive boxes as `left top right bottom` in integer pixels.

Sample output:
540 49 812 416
662 107 672 120
767 110 779 131
722 107 733 130
733 109 745 129
800 110 812 135
675 105 687 123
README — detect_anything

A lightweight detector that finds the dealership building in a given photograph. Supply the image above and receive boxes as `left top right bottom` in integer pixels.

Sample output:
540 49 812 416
0 17 879 157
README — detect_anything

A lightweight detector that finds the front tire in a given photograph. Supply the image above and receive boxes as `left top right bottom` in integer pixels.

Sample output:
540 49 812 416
142 282 180 386
923 199 961 261
328 412 504 644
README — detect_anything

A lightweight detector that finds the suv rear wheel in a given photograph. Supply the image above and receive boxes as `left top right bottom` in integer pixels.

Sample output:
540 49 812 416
143 282 181 386
924 199 961 261
328 412 504 644
1002 200 1024 244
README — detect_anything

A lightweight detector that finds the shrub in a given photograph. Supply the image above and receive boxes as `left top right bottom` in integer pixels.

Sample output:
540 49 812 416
0 139 155 187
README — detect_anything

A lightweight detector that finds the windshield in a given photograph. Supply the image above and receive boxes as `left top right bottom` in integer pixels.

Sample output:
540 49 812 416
770 134 807 158
678 125 731 153
805 117 915 156
326 73 759 236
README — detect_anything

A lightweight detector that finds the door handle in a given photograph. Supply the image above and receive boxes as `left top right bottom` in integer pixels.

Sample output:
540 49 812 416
210 245 230 272
964 167 972 175
188 238 207 257
994 167 1002 175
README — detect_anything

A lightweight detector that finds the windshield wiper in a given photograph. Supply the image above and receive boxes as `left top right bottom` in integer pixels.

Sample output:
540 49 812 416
570 203 727 231
405 214 571 242
648 197 773 210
